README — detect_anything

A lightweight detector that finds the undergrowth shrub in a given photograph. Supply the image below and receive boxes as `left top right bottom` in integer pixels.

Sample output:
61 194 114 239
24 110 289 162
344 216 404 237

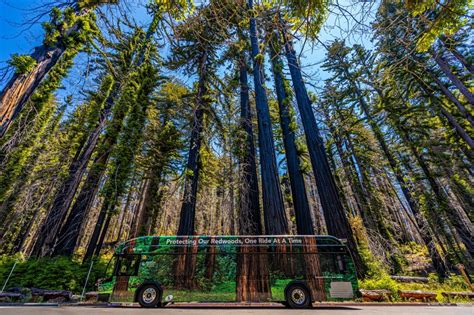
0 255 110 293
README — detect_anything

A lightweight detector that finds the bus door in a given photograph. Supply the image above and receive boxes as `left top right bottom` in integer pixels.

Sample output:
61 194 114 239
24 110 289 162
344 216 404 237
111 254 141 301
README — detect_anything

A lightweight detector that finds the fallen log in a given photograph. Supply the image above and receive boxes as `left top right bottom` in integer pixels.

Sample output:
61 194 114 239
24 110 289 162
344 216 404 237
441 291 474 300
30 288 72 302
391 276 429 283
398 290 437 302
359 289 392 302
0 292 23 302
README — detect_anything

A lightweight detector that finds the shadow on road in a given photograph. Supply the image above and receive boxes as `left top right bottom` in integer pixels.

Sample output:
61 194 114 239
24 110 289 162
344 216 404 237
98 303 362 311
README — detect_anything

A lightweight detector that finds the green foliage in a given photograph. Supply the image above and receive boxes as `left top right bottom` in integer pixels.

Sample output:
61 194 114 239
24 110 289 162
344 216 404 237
0 255 109 293
8 54 37 75
78 0 119 10
42 5 101 49
278 0 329 40
406 0 470 51
101 61 159 210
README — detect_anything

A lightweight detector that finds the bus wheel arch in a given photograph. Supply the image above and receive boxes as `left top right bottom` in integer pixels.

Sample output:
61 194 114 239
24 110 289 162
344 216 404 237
135 281 163 308
284 281 312 309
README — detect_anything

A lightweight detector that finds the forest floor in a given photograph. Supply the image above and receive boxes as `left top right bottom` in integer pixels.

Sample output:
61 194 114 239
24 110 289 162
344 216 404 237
0 304 472 315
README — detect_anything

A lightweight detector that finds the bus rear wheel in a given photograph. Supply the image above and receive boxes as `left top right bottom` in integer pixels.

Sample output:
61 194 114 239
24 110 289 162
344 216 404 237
137 284 161 308
285 284 311 309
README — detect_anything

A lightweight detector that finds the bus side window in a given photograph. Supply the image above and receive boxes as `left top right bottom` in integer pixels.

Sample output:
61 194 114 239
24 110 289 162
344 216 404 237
336 255 346 273
319 253 338 274
116 255 141 276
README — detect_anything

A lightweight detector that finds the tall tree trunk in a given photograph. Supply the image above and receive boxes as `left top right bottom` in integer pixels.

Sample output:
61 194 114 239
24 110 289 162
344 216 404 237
237 52 261 235
326 143 354 217
269 37 314 235
235 47 271 302
280 24 364 276
174 50 208 291
0 4 97 137
115 173 137 242
176 50 208 236
249 1 288 235
0 46 66 137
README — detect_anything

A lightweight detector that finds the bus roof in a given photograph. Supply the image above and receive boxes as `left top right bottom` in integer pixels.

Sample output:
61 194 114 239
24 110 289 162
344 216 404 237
115 235 346 255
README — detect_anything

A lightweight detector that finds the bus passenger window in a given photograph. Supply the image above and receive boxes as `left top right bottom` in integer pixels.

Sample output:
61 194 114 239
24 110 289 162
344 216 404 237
116 256 140 276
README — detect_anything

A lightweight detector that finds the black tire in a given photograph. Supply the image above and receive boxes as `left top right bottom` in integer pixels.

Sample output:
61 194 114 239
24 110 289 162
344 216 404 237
137 284 161 308
285 283 311 309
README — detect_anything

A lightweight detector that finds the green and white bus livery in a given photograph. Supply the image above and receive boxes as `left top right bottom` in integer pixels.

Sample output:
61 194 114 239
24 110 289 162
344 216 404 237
98 235 358 309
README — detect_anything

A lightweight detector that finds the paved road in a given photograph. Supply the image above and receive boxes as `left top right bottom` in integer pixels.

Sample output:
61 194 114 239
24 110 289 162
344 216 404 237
0 305 472 315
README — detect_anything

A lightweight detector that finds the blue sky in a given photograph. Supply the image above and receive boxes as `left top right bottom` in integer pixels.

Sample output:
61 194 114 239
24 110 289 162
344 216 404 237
0 0 378 105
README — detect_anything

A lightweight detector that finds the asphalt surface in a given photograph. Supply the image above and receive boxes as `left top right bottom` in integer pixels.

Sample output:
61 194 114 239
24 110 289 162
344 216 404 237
0 305 472 315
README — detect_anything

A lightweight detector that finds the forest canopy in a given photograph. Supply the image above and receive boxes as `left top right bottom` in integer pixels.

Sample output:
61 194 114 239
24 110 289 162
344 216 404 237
0 0 472 291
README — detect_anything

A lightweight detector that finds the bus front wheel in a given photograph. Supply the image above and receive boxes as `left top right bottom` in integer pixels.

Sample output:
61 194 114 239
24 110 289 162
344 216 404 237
137 284 162 308
285 283 311 309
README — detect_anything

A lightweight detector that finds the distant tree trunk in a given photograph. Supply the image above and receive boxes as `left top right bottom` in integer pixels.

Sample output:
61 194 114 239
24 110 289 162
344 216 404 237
281 24 365 276
411 60 474 150
204 237 217 281
320 101 371 224
432 53 474 105
399 126 474 260
86 65 156 259
130 178 152 239
249 2 288 236
326 144 355 217
43 88 127 257
269 36 314 235
429 74 474 127
414 72 474 155
93 210 113 256
43 78 116 257
115 173 137 242
336 55 450 276
135 172 164 237
440 38 474 74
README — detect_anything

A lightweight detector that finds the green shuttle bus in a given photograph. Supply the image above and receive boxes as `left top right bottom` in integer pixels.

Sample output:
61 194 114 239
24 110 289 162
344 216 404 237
98 235 358 308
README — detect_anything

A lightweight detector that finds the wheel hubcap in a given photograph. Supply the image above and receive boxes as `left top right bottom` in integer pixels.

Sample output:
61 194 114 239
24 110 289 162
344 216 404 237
142 287 157 304
291 288 306 305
